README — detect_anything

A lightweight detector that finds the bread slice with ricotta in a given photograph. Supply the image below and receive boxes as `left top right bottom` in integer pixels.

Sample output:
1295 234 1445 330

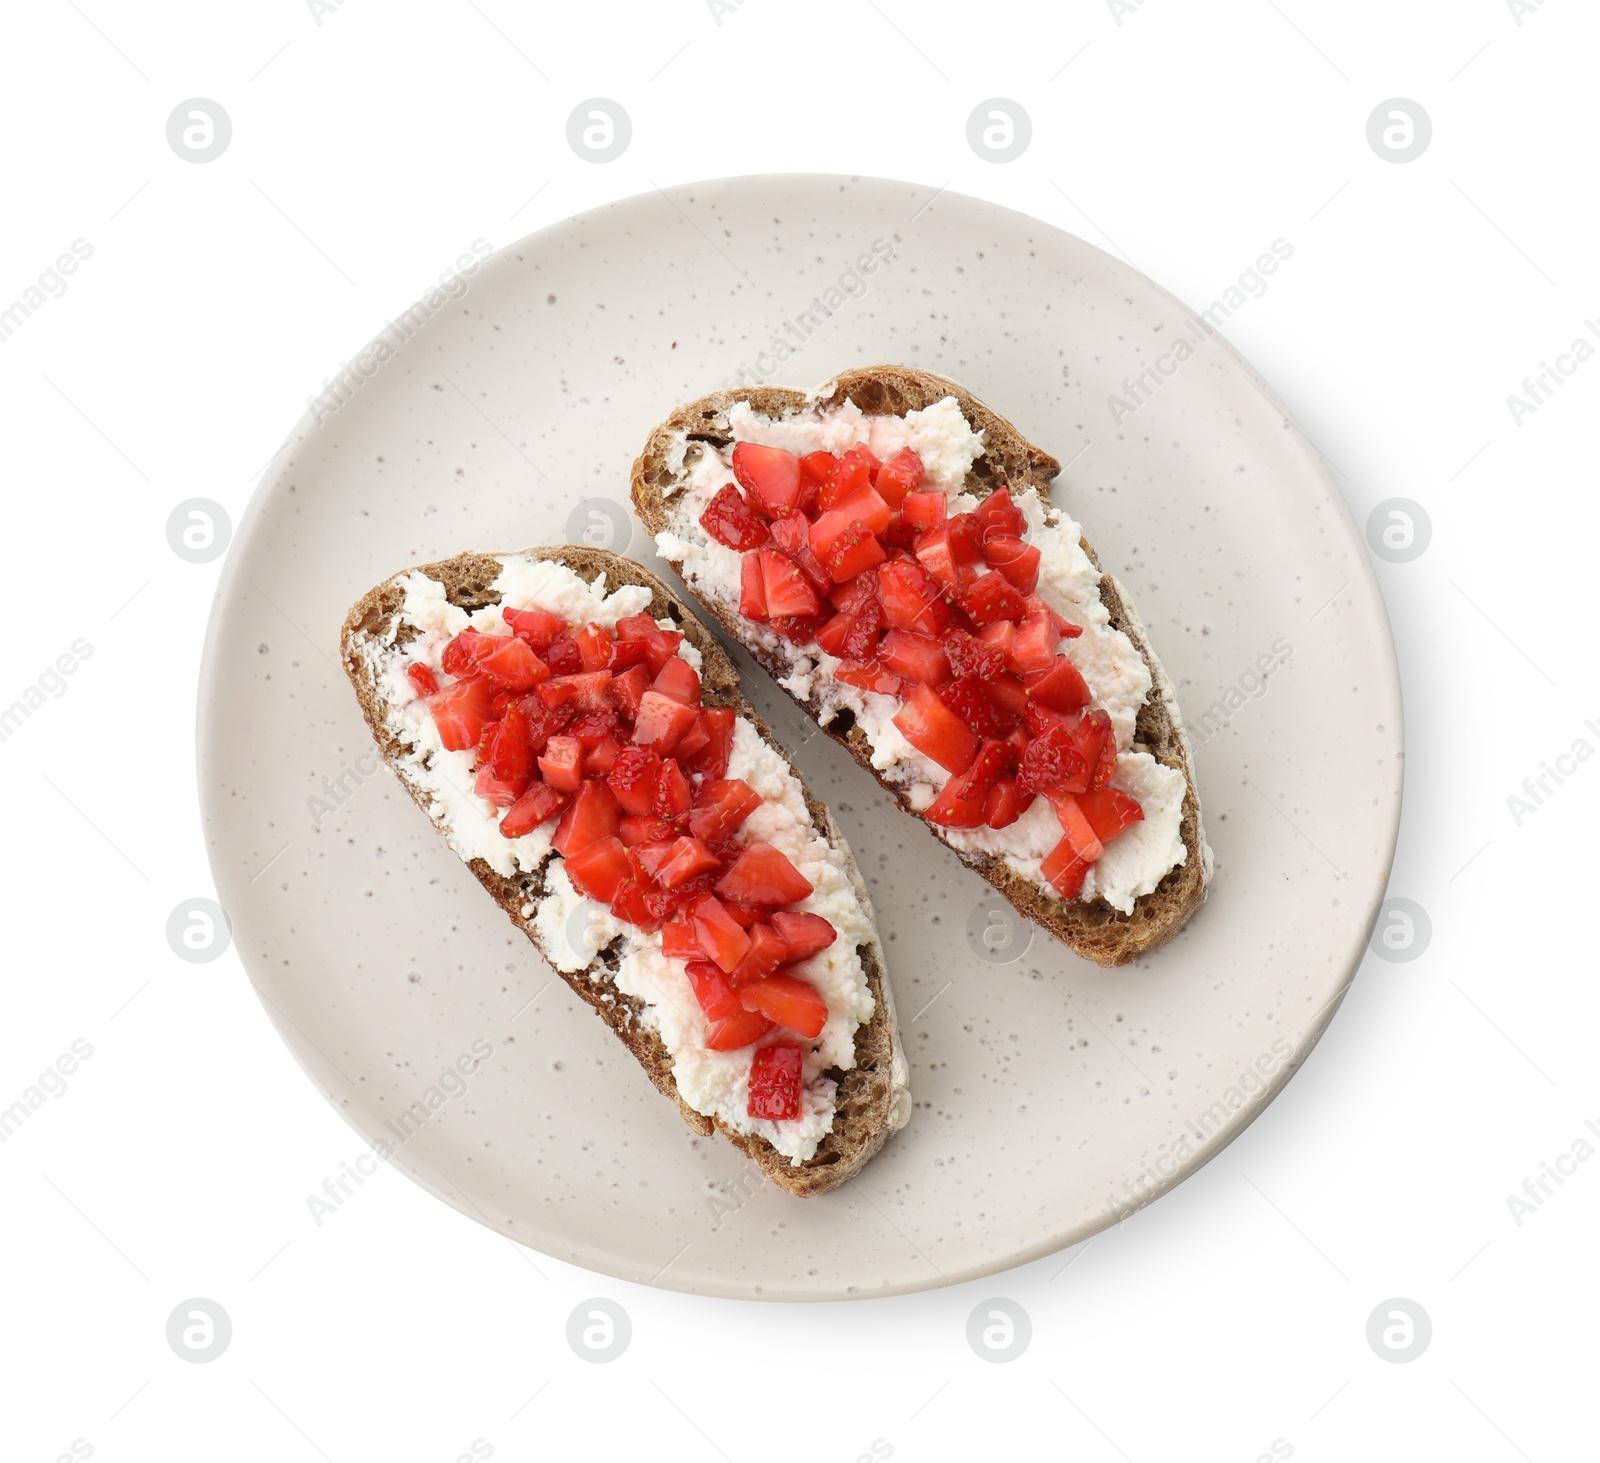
340 545 909 1196
630 366 1211 967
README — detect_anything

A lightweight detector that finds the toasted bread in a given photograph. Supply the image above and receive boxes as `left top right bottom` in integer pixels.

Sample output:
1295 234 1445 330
630 366 1211 967
340 545 908 1195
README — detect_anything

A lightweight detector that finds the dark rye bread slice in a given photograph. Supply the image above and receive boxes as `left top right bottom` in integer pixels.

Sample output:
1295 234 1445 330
631 366 1210 967
340 545 904 1197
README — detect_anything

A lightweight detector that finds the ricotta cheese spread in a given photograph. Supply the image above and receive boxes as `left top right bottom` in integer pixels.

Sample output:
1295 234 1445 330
653 396 1194 914
355 553 903 1162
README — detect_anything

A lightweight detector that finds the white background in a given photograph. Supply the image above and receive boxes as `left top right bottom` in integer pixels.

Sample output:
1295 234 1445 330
2 1 1595 1459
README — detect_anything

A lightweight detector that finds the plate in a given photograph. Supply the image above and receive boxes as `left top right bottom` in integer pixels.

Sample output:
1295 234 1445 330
200 174 1402 1300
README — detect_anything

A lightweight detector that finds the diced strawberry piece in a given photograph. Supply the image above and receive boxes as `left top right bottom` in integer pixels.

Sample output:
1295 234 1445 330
1077 786 1144 843
925 737 1016 827
874 446 923 507
671 715 711 764
770 910 837 963
1009 607 1059 674
815 609 853 658
632 691 699 755
682 707 736 778
502 607 567 647
651 656 702 707
912 522 962 590
700 482 770 549
688 778 762 842
606 638 650 672
638 631 685 677
608 876 664 931
758 548 822 618
1025 655 1091 714
943 628 1006 681
739 553 769 620
407 663 438 697
537 735 585 793
840 596 884 662
731 442 803 518
715 842 814 905
1023 700 1075 740
881 511 918 552
474 702 534 804
653 759 693 822
552 778 621 856
878 560 950 637
614 614 658 642
428 677 496 752
768 513 832 595
513 696 575 755
619 814 678 846
568 706 621 744
985 672 1030 717
1071 708 1115 789
609 663 651 719
584 735 624 776
879 629 949 685
892 682 981 774
707 1008 777 1052
730 923 790 987
811 517 887 583
771 614 824 645
1028 597 1083 639
440 630 493 677
717 897 765 928
938 674 1018 738
835 660 905 697
564 835 631 903
961 572 1028 629
830 572 881 620
800 450 836 488
739 972 828 1039
686 958 745 1022
630 839 677 883
817 446 876 511
947 513 985 565
901 489 946 532
982 775 1034 829
982 535 1041 594
973 486 1027 538
1041 793 1105 900
537 670 613 711
690 894 752 973
649 836 720 889
606 746 661 816
979 619 1017 661
662 917 701 960
544 634 582 676
499 779 569 838
1018 724 1091 797
573 623 613 672
747 1042 804 1119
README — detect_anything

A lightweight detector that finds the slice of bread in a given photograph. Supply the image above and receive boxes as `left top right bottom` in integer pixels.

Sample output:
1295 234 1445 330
340 545 908 1196
631 366 1211 967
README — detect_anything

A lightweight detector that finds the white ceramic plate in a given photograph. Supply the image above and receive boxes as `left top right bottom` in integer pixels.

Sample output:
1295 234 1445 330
200 174 1401 1301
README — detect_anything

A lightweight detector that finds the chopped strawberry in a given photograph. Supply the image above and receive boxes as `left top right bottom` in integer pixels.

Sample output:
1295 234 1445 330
606 746 661 816
1017 724 1091 797
1009 607 1059 674
758 548 823 618
717 897 766 928
474 702 534 804
815 609 853 658
661 917 701 961
946 512 985 564
1025 655 1091 714
768 512 832 595
536 670 613 711
747 1041 805 1119
817 446 877 511
984 672 1030 717
939 674 1018 738
584 735 624 776
707 1008 777 1052
1028 597 1083 639
1041 794 1105 900
686 958 745 1022
982 775 1034 829
544 634 582 676
606 637 650 672
618 814 679 846
440 629 494 677
892 682 980 774
1023 699 1076 740
879 629 950 685
407 663 438 697
552 778 621 855
1071 708 1116 789
960 572 1028 629
770 614 824 645
981 535 1041 594
502 607 568 648
609 662 651 719
671 714 712 764
972 486 1027 538
878 560 950 637
567 706 621 744
731 442 803 518
689 778 763 842
811 518 887 583
700 482 770 549
653 758 693 823
572 622 612 672
715 842 814 905
800 450 836 490
730 923 790 987
978 619 1017 661
632 690 699 755
564 835 631 903
499 780 568 838
651 835 722 889
690 894 752 973
428 677 496 752
874 446 923 507
835 660 906 696
537 735 585 793
912 522 962 590
739 972 828 1039
943 628 1007 681
514 697 575 755
651 656 702 707
830 572 881 620
609 877 665 932
924 738 1015 828
614 614 659 642
900 489 946 532
739 553 769 620
840 596 884 663
770 910 837 963
630 839 677 883
681 707 735 778
881 511 919 552
1077 786 1144 843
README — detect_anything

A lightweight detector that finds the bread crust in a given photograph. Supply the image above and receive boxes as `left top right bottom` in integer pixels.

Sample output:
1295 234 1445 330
340 545 905 1196
630 366 1210 967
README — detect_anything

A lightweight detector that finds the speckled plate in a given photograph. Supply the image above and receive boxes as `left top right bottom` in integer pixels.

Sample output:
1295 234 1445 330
200 175 1401 1300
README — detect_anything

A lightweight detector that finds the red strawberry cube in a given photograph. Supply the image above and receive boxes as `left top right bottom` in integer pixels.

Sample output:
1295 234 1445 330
661 917 701 961
690 894 753 973
681 707 735 778
873 446 924 507
1024 655 1091 714
739 973 828 1040
688 778 763 843
982 535 1041 594
427 678 496 752
714 843 814 905
499 780 569 839
730 922 789 986
879 630 950 685
654 836 722 890
609 663 651 719
770 910 837 963
1076 786 1144 843
651 655 702 707
731 442 803 517
537 735 585 793
758 548 823 618
563 835 631 903
746 1041 805 1119
972 486 1027 538
632 691 699 755
739 553 769 620
960 572 1028 629
892 682 980 774
700 482 770 550
552 778 621 856
1008 607 1059 674
502 607 567 648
